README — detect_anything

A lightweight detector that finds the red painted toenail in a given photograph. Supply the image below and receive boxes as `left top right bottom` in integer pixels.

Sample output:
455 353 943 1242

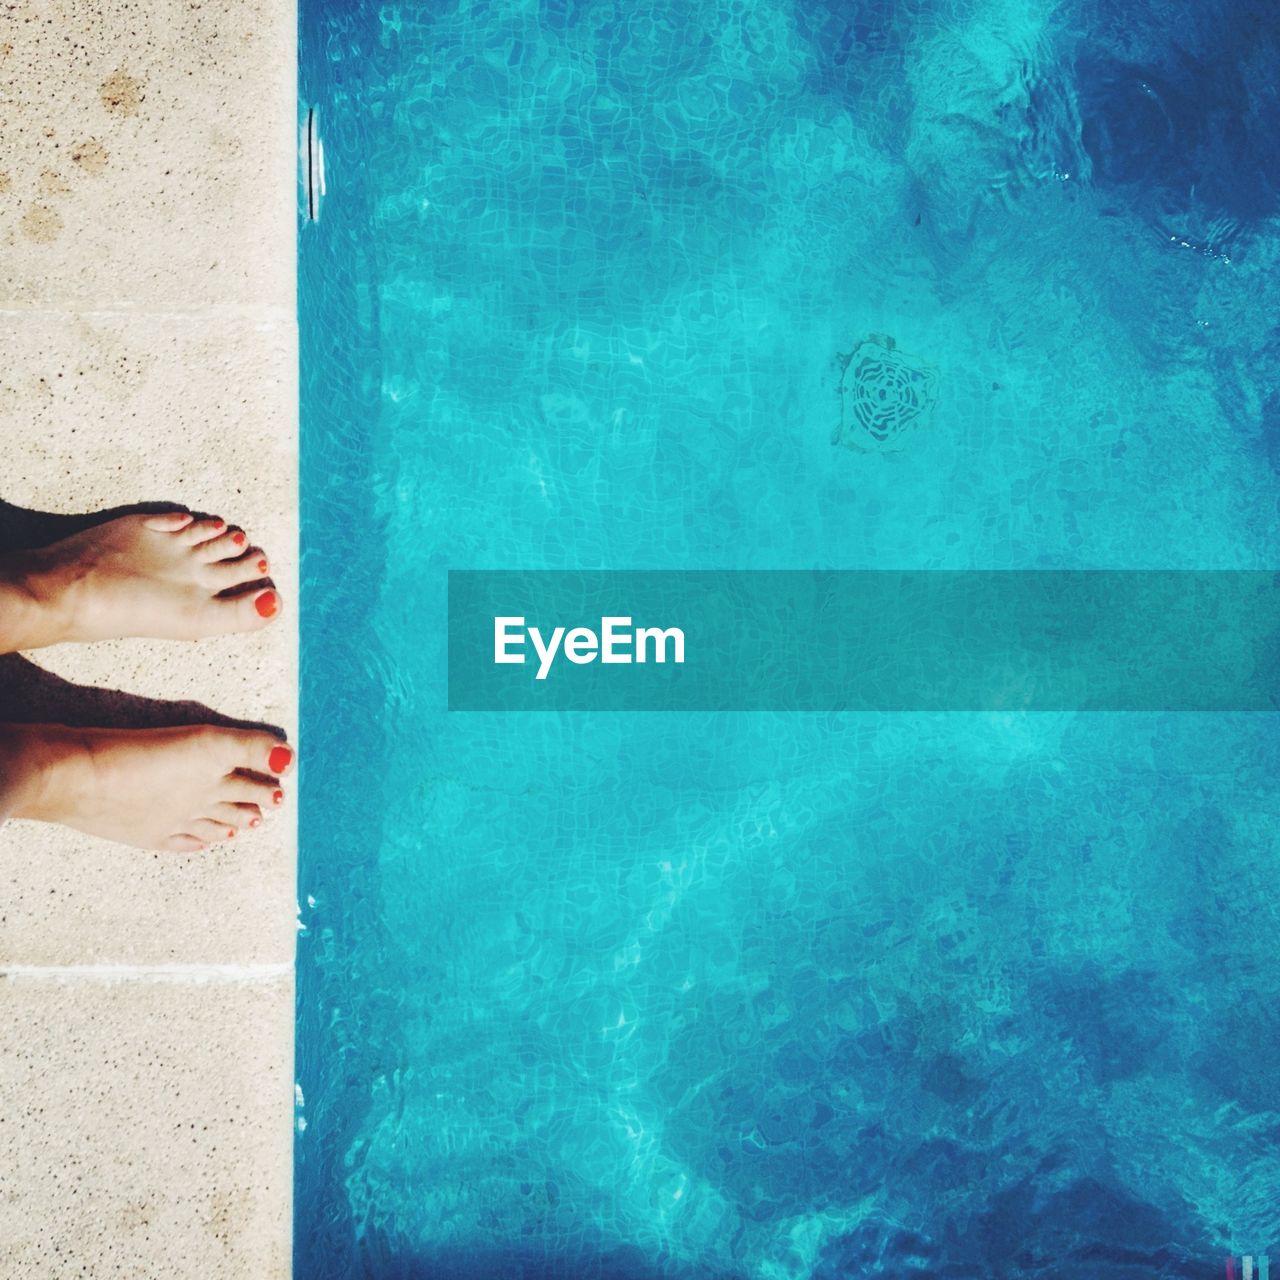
212 519 225 529
269 745 293 775
255 590 279 619
233 531 247 546
272 789 284 806
226 827 235 839
257 558 269 574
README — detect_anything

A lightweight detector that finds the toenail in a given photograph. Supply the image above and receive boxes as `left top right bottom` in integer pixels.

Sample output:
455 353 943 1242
255 590 279 619
269 745 293 774
212 518 225 529
250 817 261 828
273 789 284 806
226 827 235 839
233 531 247 546
257 558 269 574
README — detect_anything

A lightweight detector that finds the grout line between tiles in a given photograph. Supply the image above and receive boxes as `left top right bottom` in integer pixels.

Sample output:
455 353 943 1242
0 306 297 323
0 963 293 984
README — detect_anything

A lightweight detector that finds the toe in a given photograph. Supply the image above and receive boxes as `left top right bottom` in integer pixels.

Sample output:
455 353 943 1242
164 833 207 853
265 740 294 777
208 549 270 590
208 801 264 831
215 587 283 632
223 729 295 779
223 772 284 808
198 528 251 562
142 510 195 532
179 517 228 546
191 817 238 844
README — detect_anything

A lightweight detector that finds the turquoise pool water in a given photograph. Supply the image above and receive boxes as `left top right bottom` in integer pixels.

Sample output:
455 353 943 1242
298 0 1280 1275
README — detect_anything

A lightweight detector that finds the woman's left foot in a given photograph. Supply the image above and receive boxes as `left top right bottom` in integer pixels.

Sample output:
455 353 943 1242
0 511 281 648
0 722 293 852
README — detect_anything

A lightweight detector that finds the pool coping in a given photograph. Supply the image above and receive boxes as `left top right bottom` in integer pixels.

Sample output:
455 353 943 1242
0 1 298 1274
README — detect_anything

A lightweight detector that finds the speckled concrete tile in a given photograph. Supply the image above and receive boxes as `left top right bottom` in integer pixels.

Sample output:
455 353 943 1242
0 0 294 308
0 308 296 966
0 973 293 1279
1 0 297 1266
0 308 295 536
0 821 298 965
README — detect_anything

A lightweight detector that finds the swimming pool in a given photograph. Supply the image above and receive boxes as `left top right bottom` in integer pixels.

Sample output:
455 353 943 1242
298 0 1280 1275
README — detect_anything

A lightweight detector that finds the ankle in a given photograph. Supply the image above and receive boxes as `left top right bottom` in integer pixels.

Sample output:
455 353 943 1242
0 724 84 822
0 723 43 820
0 552 75 651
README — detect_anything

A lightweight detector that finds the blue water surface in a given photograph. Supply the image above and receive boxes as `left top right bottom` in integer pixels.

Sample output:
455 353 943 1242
298 0 1280 1275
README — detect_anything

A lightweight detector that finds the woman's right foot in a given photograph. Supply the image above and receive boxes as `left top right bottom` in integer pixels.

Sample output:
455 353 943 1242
0 723 293 852
0 510 281 652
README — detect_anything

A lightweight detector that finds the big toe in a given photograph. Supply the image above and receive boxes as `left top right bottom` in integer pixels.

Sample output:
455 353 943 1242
214 588 282 633
223 729 294 778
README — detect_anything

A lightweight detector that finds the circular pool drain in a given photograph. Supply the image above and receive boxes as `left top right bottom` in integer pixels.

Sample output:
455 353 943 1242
832 334 939 452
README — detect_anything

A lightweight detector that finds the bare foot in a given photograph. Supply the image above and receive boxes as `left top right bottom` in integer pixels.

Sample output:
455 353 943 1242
0 511 281 652
0 723 294 852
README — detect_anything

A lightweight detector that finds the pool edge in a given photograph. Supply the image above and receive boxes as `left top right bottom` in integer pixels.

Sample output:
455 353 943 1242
0 0 299 1274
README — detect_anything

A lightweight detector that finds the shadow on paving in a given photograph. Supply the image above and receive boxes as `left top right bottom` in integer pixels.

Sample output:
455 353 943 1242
0 497 283 738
